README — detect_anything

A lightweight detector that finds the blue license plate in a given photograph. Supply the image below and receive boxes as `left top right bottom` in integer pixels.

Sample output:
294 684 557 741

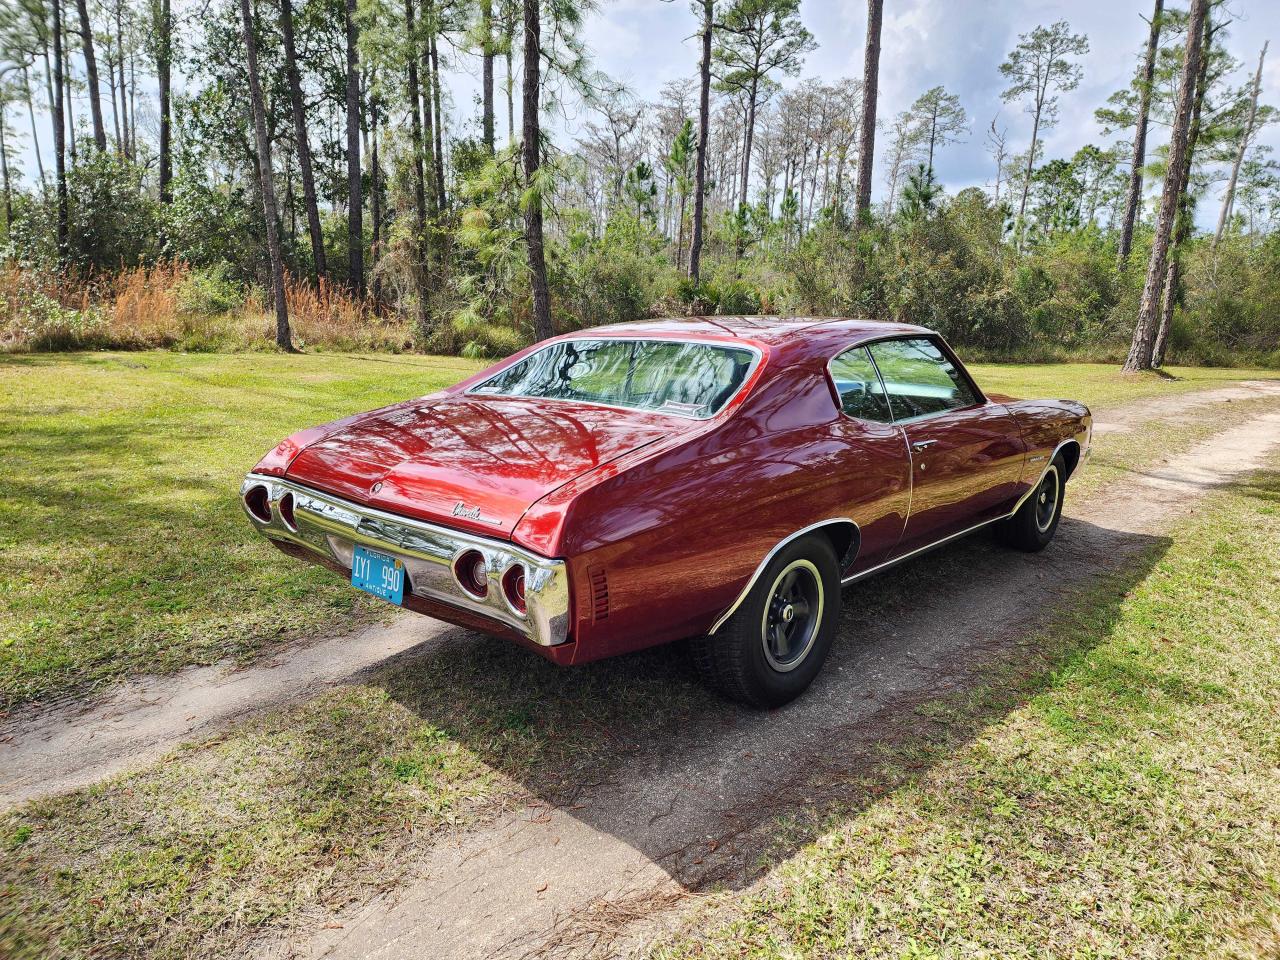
351 545 406 605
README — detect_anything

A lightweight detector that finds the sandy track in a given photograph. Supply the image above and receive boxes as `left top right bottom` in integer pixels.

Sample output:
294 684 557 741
0 617 453 808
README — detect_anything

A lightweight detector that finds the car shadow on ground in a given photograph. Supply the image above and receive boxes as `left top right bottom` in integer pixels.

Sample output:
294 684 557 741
363 511 1172 940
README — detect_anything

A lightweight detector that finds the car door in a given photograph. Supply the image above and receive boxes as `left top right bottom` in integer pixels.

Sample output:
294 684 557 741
866 336 1024 553
826 345 912 573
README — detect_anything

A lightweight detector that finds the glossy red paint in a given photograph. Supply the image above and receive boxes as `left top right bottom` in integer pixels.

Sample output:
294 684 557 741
252 317 1091 664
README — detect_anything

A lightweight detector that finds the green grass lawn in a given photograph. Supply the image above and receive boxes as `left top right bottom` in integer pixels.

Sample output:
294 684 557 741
0 351 482 708
1 352 1275 709
652 465 1280 959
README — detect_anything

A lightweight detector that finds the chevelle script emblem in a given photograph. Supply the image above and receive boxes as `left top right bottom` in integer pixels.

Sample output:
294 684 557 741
453 501 502 525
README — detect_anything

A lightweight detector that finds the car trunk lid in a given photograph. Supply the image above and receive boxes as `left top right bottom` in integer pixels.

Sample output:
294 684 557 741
285 394 684 539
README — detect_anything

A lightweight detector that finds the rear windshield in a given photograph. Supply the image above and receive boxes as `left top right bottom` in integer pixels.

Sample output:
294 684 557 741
469 338 758 419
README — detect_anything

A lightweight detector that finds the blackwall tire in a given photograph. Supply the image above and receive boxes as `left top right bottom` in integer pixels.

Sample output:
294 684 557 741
997 455 1066 553
692 534 841 709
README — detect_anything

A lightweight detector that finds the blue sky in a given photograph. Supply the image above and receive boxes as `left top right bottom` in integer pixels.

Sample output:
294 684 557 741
561 0 1279 222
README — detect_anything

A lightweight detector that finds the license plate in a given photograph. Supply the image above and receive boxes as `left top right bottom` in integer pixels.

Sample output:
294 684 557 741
351 545 405 605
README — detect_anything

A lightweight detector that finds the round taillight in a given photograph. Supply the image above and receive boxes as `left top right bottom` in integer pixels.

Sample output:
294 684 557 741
502 564 527 615
278 492 297 531
454 549 488 598
244 485 272 523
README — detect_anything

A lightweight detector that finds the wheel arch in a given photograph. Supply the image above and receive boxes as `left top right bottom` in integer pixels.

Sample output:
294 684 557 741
707 518 859 636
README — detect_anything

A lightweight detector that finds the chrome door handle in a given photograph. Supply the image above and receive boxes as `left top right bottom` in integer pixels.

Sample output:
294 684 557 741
911 439 938 451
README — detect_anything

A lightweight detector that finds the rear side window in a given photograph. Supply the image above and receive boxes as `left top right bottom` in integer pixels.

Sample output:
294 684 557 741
866 338 978 420
829 347 893 423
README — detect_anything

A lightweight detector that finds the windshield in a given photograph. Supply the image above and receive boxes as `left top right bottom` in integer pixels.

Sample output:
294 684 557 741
469 338 758 419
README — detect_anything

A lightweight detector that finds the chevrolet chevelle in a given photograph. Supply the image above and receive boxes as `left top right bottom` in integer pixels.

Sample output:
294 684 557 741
242 317 1091 707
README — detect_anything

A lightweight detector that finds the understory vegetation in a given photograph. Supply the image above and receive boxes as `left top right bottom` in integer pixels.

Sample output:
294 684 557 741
0 1 1276 367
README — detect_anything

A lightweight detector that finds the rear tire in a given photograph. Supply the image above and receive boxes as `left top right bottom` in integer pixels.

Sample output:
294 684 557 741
692 534 840 709
996 455 1066 552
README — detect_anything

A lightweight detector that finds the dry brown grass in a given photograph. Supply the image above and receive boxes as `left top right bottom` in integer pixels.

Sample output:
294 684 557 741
0 263 415 353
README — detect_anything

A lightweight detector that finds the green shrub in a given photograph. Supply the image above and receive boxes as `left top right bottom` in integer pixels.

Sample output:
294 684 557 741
175 265 244 316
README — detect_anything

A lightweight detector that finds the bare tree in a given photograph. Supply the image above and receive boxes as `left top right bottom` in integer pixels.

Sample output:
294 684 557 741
523 0 552 341
1123 0 1207 373
1117 0 1164 266
999 20 1089 245
986 116 1009 202
238 0 292 350
1214 41 1267 248
853 0 881 225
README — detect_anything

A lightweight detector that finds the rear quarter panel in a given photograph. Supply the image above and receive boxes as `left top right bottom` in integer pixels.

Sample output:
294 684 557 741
523 356 910 663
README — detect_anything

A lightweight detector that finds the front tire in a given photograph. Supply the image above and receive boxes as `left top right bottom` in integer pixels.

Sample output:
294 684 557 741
692 534 840 709
997 455 1066 552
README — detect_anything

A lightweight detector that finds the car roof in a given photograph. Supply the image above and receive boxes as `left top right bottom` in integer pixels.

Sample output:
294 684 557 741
574 315 932 349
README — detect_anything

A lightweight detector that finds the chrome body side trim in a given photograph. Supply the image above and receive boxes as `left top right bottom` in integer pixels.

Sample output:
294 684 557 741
707 518 859 636
711 435 1087 627
240 473 570 646
841 516 1003 584
842 436 1084 585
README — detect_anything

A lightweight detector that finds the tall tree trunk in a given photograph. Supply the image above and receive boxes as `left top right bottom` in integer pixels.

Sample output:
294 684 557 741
1117 0 1163 267
738 75 758 211
345 0 364 295
1153 14 1215 368
22 68 46 190
157 0 172 201
1213 41 1266 249
280 0 328 280
107 50 122 152
0 107 12 234
420 23 439 218
522 0 552 342
1123 0 1207 373
505 13 515 146
429 26 446 211
687 0 712 283
854 0 882 224
63 17 76 169
238 0 292 350
73 0 107 151
52 0 68 256
402 0 432 338
480 0 494 154
1016 106 1041 246
115 1 129 157
370 86 383 295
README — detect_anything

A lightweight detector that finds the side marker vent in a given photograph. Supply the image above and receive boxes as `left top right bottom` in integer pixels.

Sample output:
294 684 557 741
588 566 609 622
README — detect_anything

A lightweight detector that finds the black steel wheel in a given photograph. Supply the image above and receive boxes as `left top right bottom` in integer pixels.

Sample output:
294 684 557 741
691 533 840 709
997 455 1067 552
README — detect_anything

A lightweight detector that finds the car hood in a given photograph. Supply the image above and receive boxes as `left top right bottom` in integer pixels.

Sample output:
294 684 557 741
284 394 687 540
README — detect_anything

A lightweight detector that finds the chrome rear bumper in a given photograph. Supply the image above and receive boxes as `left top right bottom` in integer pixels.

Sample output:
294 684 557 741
240 473 571 646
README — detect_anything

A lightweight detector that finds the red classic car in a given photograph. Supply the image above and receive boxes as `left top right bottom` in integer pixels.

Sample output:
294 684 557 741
242 317 1091 707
